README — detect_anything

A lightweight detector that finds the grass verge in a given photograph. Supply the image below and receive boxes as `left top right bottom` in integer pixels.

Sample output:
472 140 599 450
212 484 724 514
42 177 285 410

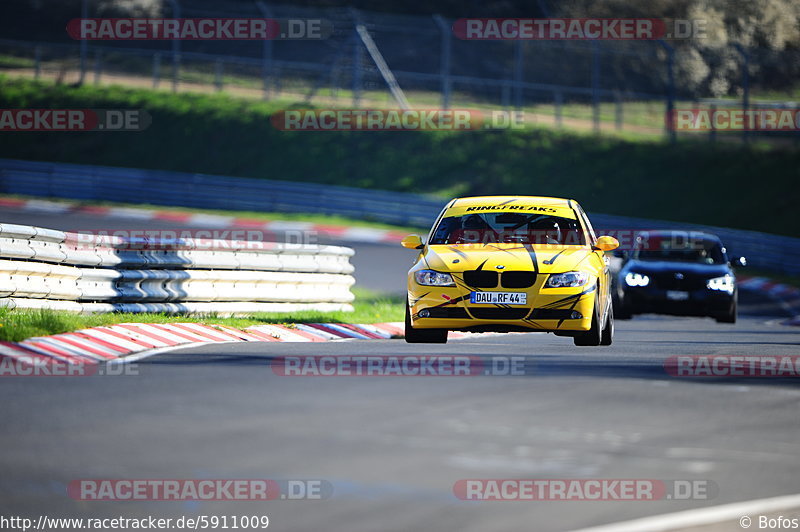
0 76 798 237
742 268 800 290
0 287 405 343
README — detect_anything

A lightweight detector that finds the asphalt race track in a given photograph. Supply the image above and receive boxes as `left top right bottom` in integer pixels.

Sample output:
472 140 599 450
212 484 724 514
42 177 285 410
1 207 799 531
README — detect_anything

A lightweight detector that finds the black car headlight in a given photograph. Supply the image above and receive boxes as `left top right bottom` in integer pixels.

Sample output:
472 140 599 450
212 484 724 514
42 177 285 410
624 272 650 287
706 275 734 294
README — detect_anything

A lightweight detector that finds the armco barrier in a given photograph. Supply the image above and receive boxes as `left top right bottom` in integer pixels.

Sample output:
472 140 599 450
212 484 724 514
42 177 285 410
1 158 799 274
0 158 445 228
0 224 355 314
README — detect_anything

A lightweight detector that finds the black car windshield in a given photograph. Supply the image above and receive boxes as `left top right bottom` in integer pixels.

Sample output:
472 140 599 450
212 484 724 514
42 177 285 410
429 213 586 245
634 235 726 264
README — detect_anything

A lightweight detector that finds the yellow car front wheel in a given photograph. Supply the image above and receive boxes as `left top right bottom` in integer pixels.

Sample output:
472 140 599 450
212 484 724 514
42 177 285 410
404 303 448 344
574 296 613 346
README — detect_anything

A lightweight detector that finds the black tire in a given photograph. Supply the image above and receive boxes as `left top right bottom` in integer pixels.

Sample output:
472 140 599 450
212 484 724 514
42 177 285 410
614 292 633 320
616 304 633 320
600 301 614 346
715 298 737 324
574 297 603 346
404 303 448 344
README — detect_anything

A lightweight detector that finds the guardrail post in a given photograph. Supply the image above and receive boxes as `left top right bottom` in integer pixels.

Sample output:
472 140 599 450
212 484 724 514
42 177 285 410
433 15 452 109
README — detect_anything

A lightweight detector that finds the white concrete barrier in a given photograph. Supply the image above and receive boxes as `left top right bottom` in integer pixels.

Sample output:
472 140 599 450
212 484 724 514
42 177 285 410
0 225 356 314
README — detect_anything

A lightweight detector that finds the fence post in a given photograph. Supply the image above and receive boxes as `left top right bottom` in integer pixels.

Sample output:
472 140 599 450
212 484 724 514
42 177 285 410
433 15 451 109
349 8 365 107
514 40 524 110
591 40 600 134
352 36 363 107
152 53 161 89
78 0 88 85
34 45 41 80
255 1 274 100
732 43 750 144
614 91 623 130
215 59 224 92
658 40 676 144
167 0 181 92
93 49 102 85
554 90 563 128
709 103 717 143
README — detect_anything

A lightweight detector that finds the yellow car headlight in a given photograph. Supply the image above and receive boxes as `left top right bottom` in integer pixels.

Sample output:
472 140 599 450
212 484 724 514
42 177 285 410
414 270 456 287
545 271 590 288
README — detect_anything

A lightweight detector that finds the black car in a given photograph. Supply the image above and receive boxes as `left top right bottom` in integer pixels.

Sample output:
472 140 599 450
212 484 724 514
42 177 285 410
614 231 745 323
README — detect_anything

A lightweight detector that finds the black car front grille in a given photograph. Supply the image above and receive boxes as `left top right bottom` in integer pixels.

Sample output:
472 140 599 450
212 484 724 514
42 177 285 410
463 270 498 288
501 271 537 288
421 307 470 319
463 270 536 289
650 273 706 291
468 307 531 320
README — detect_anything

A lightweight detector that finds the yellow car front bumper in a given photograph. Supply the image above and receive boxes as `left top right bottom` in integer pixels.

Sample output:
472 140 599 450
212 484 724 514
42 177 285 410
408 276 597 332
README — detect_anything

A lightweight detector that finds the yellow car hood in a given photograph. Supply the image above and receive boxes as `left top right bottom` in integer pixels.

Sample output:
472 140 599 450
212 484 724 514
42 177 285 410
424 244 594 274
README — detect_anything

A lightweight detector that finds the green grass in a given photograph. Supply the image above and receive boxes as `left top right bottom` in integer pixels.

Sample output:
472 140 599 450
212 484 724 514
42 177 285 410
0 54 36 69
0 76 798 238
0 287 405 342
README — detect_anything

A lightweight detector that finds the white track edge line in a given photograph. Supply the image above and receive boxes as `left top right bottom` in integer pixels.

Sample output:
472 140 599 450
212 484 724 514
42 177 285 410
570 493 800 532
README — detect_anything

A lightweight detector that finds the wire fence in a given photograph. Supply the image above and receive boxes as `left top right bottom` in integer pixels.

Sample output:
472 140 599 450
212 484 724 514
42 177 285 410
0 1 798 142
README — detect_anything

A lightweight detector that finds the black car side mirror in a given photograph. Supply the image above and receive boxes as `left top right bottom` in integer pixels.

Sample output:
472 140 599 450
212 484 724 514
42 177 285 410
612 249 628 260
730 256 747 267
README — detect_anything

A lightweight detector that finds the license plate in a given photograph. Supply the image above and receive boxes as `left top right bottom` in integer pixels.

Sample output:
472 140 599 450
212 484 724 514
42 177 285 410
666 290 690 301
470 291 527 305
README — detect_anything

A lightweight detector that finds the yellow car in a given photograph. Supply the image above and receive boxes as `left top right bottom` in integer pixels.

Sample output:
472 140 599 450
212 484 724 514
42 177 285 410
401 196 619 345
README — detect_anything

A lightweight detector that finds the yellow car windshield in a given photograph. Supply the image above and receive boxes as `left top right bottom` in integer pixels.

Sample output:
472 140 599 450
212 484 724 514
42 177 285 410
429 212 587 246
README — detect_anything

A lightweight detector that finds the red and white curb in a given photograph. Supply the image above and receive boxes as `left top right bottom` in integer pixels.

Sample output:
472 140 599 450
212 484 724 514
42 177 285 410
0 322 411 366
739 276 800 325
0 197 408 244
0 322 486 367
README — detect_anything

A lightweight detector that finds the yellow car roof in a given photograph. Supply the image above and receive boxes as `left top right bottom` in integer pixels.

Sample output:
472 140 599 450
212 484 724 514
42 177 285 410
445 196 577 218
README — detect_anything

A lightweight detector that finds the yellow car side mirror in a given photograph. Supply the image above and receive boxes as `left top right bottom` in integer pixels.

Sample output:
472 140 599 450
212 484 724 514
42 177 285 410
401 234 424 249
594 235 620 251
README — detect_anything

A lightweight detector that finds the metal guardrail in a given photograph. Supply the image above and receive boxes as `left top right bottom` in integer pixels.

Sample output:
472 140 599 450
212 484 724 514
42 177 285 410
0 158 798 275
0 158 445 228
0 222 355 314
588 213 800 276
